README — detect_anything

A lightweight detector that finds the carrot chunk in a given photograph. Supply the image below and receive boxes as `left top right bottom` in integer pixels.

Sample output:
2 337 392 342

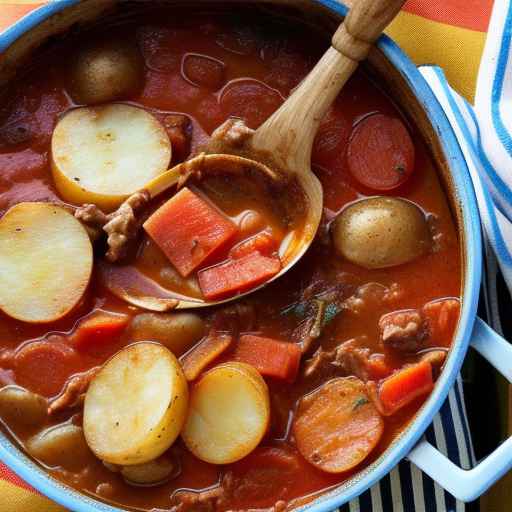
378 361 434 415
231 334 301 382
198 252 281 300
70 311 129 350
229 231 278 259
347 114 415 191
293 377 383 473
181 333 233 381
422 298 460 348
143 187 238 277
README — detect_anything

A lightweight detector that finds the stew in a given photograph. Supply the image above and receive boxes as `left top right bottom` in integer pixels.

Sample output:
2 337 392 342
0 5 461 512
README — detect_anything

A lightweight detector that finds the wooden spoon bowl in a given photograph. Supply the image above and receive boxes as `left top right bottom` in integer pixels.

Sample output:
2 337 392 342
102 0 406 310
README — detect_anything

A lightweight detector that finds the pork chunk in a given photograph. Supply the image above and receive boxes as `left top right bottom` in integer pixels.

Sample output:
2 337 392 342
379 309 427 353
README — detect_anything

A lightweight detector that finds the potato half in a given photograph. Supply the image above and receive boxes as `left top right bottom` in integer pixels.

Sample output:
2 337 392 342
0 202 92 323
83 342 188 465
51 104 171 211
182 362 270 464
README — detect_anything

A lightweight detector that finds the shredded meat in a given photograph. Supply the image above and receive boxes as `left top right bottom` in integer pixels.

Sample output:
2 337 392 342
173 486 225 512
304 339 387 383
48 366 100 414
75 190 151 262
379 309 428 353
332 339 374 382
210 118 253 148
343 282 403 315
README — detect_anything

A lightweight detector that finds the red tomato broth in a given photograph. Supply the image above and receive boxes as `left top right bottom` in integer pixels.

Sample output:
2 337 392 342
0 6 461 512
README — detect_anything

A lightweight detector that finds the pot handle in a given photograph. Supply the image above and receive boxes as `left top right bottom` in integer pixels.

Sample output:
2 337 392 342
407 317 512 502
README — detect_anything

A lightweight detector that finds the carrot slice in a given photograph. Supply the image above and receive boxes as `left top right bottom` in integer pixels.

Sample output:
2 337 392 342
422 298 460 348
229 231 277 259
293 377 383 473
198 252 281 300
378 361 434 415
70 311 129 350
347 114 415 191
14 340 79 397
181 333 233 381
143 187 238 277
230 334 301 383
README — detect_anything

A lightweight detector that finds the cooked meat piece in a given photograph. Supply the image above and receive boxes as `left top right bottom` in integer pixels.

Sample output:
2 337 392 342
210 118 253 148
48 367 100 414
74 203 109 241
75 189 151 262
164 114 191 163
303 346 335 378
333 340 373 382
173 486 226 512
213 302 256 333
343 282 403 315
379 309 427 353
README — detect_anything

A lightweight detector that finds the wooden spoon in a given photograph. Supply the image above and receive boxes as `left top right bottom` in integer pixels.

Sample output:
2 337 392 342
105 0 405 310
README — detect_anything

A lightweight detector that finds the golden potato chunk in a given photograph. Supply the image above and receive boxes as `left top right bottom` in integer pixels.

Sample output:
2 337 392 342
83 342 188 465
182 362 270 464
51 104 171 211
331 196 430 269
68 40 144 105
0 202 92 323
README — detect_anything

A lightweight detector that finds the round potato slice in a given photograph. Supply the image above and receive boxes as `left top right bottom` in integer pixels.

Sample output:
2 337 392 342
182 362 270 465
51 104 171 211
293 377 383 473
0 202 92 323
83 342 188 465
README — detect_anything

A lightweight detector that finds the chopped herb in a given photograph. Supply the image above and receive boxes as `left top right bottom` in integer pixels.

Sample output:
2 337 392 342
322 302 341 326
395 164 405 175
353 397 369 410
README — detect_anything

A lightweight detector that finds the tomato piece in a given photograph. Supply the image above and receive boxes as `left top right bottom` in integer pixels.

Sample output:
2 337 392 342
182 53 225 90
220 79 284 129
347 113 415 191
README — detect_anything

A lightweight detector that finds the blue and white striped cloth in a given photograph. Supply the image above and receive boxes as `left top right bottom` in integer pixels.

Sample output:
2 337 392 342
340 0 512 509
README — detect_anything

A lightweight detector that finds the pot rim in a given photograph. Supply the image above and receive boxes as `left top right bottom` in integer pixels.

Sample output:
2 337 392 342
0 1 482 511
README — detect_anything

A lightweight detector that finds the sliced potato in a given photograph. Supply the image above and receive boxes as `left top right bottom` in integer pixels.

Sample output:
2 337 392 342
0 202 92 323
0 385 48 427
293 377 383 473
83 342 188 465
52 104 171 211
182 362 270 464
26 422 91 469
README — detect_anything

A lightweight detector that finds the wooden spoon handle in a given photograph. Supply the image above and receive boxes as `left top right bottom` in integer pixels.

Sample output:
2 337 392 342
252 0 405 176
332 0 405 61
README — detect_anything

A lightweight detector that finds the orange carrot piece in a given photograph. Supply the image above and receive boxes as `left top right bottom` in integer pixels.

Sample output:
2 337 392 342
231 334 301 382
70 311 129 349
422 298 460 348
181 333 233 381
143 187 238 277
198 252 281 300
229 231 278 259
378 361 433 415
